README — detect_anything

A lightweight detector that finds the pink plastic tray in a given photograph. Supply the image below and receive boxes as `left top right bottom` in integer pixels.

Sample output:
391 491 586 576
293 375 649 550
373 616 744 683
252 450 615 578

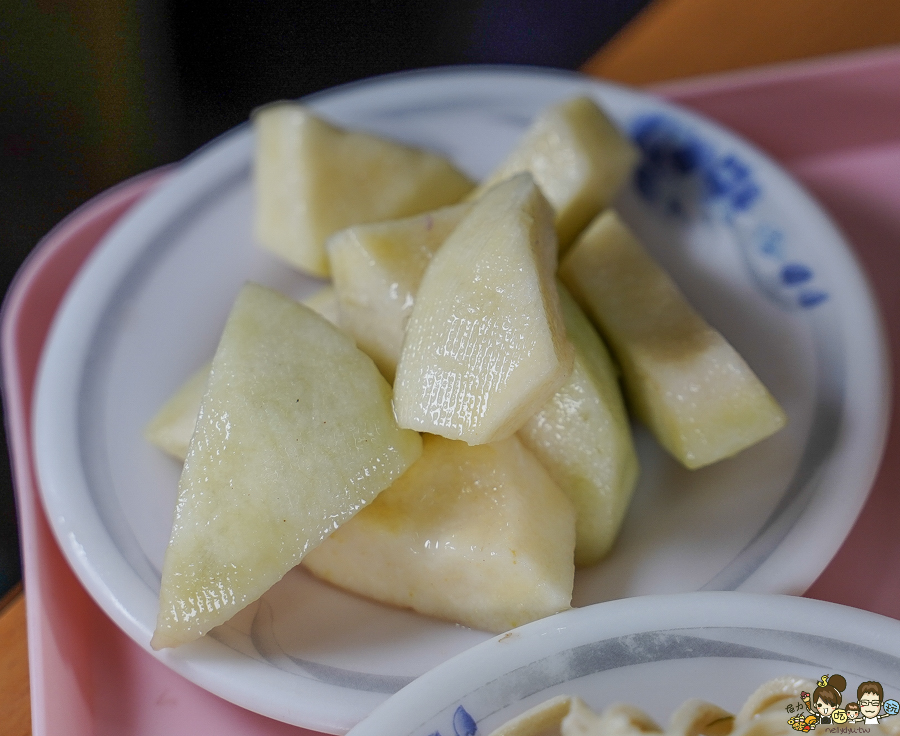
5 46 900 735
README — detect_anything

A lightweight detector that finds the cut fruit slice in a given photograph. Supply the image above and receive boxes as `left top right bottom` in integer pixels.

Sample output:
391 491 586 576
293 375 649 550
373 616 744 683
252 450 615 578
300 283 342 326
518 284 639 566
393 173 573 444
253 102 474 277
144 361 210 461
327 203 471 381
143 285 341 462
152 283 422 649
559 210 787 469
302 433 576 633
468 96 639 250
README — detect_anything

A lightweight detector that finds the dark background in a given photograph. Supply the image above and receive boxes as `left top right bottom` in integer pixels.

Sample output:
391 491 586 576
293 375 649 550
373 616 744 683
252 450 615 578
0 0 654 598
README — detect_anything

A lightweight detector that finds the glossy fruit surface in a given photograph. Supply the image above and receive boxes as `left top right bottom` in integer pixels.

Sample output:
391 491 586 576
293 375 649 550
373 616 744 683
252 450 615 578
394 173 573 444
303 433 576 633
152 283 422 648
327 203 470 380
560 211 786 469
254 102 473 277
519 284 638 565
468 96 638 250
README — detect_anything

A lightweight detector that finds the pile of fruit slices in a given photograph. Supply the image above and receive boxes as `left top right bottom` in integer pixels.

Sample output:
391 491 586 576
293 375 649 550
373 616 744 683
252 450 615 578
146 96 786 649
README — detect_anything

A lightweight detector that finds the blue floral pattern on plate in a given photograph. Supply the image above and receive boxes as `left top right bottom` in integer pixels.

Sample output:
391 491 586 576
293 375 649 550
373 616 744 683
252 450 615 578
629 113 828 310
429 705 478 736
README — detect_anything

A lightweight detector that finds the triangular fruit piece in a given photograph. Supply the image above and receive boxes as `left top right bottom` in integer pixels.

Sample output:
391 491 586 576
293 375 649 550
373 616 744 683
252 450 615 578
253 102 474 277
327 203 471 381
559 210 787 469
468 96 639 251
151 283 422 649
518 284 639 566
393 173 573 444
144 360 210 461
302 433 576 633
143 286 341 463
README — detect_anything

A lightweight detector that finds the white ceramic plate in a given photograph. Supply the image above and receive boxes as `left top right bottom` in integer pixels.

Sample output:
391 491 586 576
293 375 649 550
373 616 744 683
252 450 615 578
33 67 888 733
348 592 900 736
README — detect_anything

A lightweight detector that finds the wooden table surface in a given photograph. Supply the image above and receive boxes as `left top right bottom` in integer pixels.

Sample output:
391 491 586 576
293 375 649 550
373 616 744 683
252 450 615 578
4 1 899 733
1 584 30 736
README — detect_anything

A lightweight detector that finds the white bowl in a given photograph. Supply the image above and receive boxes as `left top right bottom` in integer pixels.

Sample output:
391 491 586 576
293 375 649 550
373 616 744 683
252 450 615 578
348 592 900 736
32 66 888 732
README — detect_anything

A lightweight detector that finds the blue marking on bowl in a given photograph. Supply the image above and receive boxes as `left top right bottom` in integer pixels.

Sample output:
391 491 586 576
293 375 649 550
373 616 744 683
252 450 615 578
454 705 478 736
